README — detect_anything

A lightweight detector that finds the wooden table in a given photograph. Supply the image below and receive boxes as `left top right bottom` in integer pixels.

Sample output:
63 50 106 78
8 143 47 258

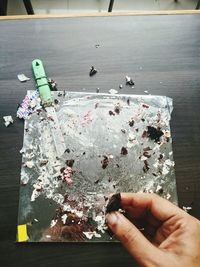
0 11 200 267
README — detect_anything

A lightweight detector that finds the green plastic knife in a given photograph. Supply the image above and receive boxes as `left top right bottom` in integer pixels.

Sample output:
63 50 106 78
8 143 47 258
32 59 66 157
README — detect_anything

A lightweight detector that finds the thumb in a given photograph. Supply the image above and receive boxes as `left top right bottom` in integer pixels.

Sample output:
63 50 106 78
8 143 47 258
106 212 163 266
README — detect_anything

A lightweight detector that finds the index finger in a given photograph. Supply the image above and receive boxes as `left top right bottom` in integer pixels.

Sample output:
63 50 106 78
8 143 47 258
121 193 184 222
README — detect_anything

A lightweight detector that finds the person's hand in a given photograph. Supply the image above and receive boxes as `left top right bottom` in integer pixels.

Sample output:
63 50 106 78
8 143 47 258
106 193 200 267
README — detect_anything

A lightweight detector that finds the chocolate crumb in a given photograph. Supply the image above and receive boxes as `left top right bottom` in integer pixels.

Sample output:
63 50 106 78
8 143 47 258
60 167 65 173
58 92 62 97
109 110 115 116
89 66 97 76
56 175 62 180
157 188 164 194
127 99 130 106
141 118 145 122
39 160 48 167
106 193 121 213
125 76 135 86
116 163 120 168
142 130 148 138
121 129 126 134
143 160 150 173
65 148 71 154
101 155 109 169
114 106 120 114
47 116 54 122
143 146 152 152
54 99 59 105
108 177 112 182
142 104 149 108
143 151 151 158
83 152 86 155
121 146 128 155
127 80 134 86
129 119 134 127
147 126 164 143
36 188 43 192
66 159 75 168
94 179 100 184
135 128 139 132
95 103 99 109
36 109 42 115
48 78 58 91
158 154 164 161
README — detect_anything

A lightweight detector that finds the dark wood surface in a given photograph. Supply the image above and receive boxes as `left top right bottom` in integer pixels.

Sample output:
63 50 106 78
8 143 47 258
0 14 200 267
0 0 8 15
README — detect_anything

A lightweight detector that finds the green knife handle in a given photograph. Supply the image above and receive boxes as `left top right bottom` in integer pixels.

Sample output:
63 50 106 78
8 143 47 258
32 59 52 106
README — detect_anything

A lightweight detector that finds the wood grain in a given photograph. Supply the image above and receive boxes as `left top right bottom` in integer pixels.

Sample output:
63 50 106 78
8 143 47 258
0 10 200 20
0 14 200 267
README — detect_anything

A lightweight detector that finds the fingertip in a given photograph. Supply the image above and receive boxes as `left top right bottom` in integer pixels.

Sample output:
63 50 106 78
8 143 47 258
106 212 118 227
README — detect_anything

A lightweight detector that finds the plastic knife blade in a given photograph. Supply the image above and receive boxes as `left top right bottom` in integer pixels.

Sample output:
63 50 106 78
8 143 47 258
32 59 66 157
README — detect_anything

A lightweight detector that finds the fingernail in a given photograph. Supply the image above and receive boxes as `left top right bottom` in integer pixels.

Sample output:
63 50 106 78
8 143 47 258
106 212 118 226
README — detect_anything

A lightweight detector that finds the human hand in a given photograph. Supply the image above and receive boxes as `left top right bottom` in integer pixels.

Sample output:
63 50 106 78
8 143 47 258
106 193 200 267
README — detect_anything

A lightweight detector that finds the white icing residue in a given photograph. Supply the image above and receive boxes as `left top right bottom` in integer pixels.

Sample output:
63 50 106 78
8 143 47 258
61 214 68 224
50 219 57 228
83 231 101 239
109 89 118 95
25 160 34 168
3 116 13 127
31 188 40 202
